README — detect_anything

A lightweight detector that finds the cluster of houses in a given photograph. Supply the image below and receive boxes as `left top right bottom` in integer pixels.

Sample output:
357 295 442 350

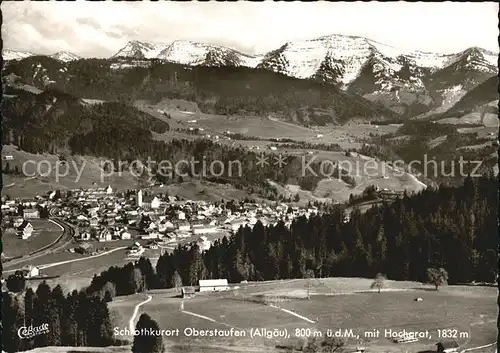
55 186 320 252
2 186 320 256
1 200 41 240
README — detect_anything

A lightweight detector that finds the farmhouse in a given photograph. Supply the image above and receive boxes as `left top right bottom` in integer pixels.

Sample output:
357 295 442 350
23 209 40 219
120 230 132 240
178 223 191 231
128 242 143 254
99 228 112 242
199 279 229 292
89 218 99 227
17 220 34 240
436 341 459 353
142 196 161 210
76 242 92 254
79 231 91 241
192 224 217 235
181 286 196 298
22 265 40 278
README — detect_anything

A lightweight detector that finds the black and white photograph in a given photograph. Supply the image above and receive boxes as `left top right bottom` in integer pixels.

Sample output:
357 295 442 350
1 1 499 353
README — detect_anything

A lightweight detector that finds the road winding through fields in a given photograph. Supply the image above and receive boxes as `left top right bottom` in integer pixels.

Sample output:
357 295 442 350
129 295 153 333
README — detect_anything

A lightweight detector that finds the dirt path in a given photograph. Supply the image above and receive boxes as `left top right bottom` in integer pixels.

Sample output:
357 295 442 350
268 304 316 323
129 295 152 333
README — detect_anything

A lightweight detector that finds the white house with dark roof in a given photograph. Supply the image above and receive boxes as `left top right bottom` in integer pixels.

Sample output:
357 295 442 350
22 265 40 278
99 228 112 242
18 220 34 239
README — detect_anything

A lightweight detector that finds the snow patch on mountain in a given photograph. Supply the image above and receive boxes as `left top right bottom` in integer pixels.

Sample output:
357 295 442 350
3 49 36 61
112 40 169 59
110 59 151 70
157 41 215 65
50 51 81 62
113 40 264 68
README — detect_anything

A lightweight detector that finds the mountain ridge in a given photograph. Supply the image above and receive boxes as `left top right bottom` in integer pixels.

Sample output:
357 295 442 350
3 33 498 118
4 34 497 70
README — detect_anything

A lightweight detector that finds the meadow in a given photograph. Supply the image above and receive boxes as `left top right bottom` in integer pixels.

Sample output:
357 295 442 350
2 219 63 258
107 278 497 353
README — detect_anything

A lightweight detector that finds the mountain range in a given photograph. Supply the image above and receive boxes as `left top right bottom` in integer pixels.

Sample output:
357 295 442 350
3 34 498 117
112 37 499 113
3 49 81 62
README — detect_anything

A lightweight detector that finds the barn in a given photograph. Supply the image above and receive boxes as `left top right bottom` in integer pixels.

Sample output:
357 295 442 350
199 279 229 292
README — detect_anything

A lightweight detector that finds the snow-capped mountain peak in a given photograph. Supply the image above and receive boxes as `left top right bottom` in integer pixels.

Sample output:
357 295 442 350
112 40 169 59
112 39 263 68
3 49 37 61
50 51 81 62
157 40 248 67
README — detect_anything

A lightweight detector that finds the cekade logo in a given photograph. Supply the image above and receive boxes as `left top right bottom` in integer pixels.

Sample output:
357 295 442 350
17 323 50 339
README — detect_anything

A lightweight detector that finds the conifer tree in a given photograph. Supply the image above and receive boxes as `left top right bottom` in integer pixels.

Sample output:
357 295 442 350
132 314 165 353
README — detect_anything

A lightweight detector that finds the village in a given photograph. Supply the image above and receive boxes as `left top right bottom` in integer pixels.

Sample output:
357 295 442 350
1 186 320 278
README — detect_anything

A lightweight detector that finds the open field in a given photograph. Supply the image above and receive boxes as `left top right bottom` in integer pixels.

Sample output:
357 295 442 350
1 145 140 198
106 278 497 353
2 219 63 258
3 241 158 294
266 149 426 203
138 98 398 148
437 113 499 127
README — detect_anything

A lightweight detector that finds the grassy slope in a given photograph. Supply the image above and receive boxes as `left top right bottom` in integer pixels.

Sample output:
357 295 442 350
105 278 496 353
13 279 496 353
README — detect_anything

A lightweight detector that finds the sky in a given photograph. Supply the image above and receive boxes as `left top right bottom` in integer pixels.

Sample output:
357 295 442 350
2 1 499 58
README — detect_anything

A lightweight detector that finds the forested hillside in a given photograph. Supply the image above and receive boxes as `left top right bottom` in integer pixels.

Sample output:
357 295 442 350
2 86 169 155
2 283 118 353
365 120 497 185
441 75 499 118
3 56 398 124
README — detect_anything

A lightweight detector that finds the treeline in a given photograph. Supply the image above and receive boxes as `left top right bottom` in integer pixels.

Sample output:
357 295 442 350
2 84 356 193
156 175 497 285
397 120 458 139
73 137 336 192
86 175 497 296
4 56 399 124
2 282 122 353
3 258 156 352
